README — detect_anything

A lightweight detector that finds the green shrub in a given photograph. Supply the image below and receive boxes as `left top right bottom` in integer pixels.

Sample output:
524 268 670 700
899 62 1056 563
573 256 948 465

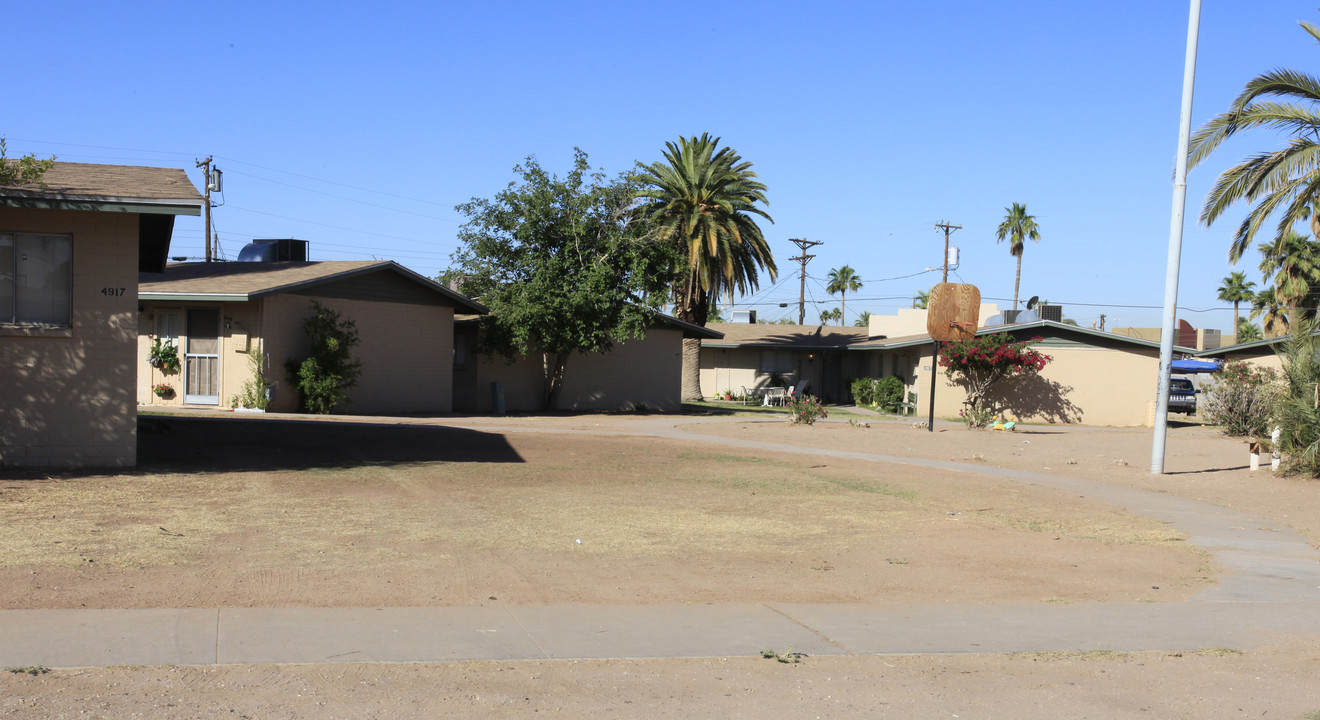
850 378 878 406
284 302 362 414
873 376 905 411
231 343 272 410
1202 361 1281 438
849 376 908 412
1275 323 1320 476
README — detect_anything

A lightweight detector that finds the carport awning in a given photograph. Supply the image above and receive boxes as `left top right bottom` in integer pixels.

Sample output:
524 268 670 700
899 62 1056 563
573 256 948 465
1172 358 1221 374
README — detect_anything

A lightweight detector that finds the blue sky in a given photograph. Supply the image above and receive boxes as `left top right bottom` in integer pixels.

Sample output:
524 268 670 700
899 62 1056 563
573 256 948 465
5 1 1316 330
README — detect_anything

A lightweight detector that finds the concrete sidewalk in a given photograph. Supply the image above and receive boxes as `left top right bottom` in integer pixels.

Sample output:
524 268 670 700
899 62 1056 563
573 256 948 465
4 598 1320 669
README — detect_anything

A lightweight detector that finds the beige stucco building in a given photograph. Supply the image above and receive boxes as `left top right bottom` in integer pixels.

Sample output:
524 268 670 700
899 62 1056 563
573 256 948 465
139 260 486 415
1196 336 1286 374
701 309 1197 427
454 315 719 413
854 323 1179 427
0 162 203 467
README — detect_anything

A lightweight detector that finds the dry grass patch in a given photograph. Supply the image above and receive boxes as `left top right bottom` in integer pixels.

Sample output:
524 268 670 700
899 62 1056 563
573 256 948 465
0 417 1214 608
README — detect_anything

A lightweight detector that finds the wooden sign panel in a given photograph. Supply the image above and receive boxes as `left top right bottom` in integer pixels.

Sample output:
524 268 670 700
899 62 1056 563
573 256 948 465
926 283 981 342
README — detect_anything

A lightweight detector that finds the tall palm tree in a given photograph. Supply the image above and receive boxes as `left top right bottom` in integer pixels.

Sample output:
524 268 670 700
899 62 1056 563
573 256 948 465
1257 230 1320 327
854 310 872 328
1251 287 1290 337
1187 19 1320 262
913 289 930 309
819 307 841 325
1217 271 1257 342
633 134 776 400
994 202 1041 313
826 265 862 326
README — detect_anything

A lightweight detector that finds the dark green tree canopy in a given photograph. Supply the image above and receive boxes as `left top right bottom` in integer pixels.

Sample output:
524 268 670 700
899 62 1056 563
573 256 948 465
448 149 677 408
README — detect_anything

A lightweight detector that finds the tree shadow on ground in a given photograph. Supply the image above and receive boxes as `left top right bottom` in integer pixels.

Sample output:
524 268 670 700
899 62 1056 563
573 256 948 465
136 415 524 473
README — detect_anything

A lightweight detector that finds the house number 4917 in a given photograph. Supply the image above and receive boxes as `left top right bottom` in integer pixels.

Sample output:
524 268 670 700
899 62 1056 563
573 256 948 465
99 287 126 297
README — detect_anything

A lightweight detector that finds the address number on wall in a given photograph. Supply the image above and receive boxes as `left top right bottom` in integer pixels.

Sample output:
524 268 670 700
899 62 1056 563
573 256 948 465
99 287 126 297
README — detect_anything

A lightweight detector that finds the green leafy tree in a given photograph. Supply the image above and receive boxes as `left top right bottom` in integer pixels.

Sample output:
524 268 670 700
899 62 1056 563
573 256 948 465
1218 271 1257 342
819 307 841 325
826 265 863 326
854 310 871 328
450 149 675 410
913 290 930 310
995 203 1041 313
633 134 776 400
0 137 56 187
1256 230 1320 327
938 333 1051 427
1187 17 1320 262
284 301 362 414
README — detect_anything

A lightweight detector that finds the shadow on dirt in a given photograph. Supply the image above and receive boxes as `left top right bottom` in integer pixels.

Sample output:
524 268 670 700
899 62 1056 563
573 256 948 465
138 414 524 473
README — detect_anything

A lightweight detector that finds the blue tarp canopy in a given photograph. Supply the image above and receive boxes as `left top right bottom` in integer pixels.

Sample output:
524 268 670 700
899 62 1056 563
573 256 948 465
1172 358 1221 374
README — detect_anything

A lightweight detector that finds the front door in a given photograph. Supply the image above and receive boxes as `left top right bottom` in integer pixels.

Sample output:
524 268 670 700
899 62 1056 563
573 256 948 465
184 308 220 404
822 352 844 404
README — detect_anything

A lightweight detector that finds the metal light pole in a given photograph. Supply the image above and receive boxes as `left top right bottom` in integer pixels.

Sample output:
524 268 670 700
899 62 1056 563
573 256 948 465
1151 0 1202 474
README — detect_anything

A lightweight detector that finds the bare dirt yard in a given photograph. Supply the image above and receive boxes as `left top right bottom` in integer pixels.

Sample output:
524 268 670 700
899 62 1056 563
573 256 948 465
2 411 1319 719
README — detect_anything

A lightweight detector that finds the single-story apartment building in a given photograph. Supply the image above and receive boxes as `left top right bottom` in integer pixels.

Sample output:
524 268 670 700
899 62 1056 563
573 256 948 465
1 162 203 467
1194 335 1287 374
454 314 722 413
139 256 486 415
701 306 1199 426
852 320 1191 427
699 323 868 404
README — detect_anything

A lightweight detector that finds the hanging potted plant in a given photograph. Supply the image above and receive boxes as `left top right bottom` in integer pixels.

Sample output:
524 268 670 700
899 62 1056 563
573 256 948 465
148 337 181 374
152 383 175 399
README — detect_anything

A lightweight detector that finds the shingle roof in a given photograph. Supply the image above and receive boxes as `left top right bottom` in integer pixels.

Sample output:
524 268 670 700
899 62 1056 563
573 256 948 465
849 319 1196 353
701 322 869 349
140 260 488 314
0 161 203 213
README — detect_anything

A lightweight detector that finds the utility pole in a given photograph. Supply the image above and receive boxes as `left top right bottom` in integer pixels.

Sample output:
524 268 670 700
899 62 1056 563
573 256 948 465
788 238 822 325
196 157 214 262
1152 0 1202 475
934 221 961 283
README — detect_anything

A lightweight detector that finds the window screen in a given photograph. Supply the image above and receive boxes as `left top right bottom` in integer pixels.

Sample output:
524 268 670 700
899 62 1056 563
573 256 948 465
0 233 72 325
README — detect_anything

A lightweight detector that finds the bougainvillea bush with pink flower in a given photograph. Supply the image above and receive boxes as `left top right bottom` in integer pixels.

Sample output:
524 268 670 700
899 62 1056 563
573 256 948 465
1202 361 1281 439
938 333 1051 428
